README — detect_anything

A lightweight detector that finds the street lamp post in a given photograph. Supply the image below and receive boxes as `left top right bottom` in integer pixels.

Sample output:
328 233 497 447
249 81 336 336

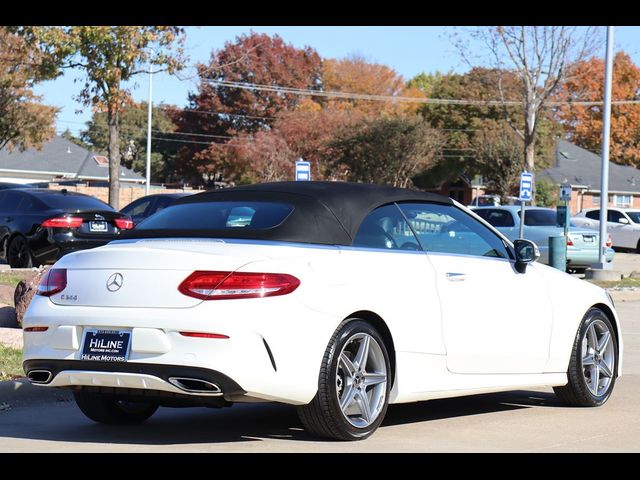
145 56 153 195
594 26 614 270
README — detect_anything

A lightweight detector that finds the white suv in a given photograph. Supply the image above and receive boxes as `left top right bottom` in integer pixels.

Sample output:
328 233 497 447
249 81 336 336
573 208 640 252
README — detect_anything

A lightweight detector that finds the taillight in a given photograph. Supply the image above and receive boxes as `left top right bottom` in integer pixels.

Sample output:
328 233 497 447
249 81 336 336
606 234 613 248
180 331 229 339
178 271 300 300
566 237 574 246
41 216 83 228
115 216 134 230
24 326 49 332
37 268 67 296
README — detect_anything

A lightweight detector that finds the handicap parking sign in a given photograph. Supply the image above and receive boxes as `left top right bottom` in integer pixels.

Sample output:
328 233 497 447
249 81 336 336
519 171 533 202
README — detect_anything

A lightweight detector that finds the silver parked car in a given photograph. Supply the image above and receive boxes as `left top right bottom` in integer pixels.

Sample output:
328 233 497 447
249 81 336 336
472 206 615 272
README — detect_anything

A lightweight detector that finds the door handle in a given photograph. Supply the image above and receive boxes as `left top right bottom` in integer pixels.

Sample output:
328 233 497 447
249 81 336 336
446 272 467 282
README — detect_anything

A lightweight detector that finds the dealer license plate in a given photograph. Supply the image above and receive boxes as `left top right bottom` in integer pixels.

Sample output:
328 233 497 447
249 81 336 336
89 221 107 232
81 329 131 362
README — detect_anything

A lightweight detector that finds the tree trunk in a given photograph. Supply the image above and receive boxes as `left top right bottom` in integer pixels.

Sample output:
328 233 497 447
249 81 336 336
523 106 536 173
107 107 120 209
524 139 535 173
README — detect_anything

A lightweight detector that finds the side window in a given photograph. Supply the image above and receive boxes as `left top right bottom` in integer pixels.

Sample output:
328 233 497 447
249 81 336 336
398 203 510 259
123 199 152 218
153 196 174 214
586 210 600 220
353 204 420 251
229 206 256 227
608 210 624 223
474 209 515 228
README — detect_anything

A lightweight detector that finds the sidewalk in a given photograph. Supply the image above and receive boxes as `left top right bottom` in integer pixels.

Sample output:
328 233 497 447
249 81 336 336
0 378 72 408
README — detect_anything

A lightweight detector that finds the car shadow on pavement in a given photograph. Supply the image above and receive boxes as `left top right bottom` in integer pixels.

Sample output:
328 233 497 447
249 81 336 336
382 389 562 427
0 389 564 446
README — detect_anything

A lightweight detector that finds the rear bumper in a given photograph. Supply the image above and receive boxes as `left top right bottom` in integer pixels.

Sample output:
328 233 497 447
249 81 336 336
23 359 245 401
566 247 615 267
22 294 340 405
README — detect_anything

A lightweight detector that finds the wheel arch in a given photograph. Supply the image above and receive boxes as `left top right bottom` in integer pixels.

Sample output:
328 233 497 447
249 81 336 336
591 302 622 376
344 310 396 386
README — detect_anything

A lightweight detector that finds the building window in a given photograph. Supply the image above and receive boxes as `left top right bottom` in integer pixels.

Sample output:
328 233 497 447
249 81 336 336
613 194 632 207
593 194 600 205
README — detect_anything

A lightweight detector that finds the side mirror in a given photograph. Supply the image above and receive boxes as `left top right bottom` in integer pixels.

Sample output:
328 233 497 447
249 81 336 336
618 217 630 225
514 239 540 273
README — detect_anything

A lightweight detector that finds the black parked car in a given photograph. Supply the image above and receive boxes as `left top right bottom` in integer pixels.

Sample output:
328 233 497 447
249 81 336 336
0 189 133 268
120 192 193 226
0 182 36 190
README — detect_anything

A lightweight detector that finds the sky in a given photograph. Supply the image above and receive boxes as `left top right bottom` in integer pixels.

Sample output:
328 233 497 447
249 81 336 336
32 26 640 137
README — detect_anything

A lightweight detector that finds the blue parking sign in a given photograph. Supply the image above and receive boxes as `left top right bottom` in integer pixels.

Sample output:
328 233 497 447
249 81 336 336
519 171 533 202
295 160 311 181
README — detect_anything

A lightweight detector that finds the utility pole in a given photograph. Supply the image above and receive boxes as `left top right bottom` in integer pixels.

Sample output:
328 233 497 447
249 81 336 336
594 26 614 270
145 55 153 195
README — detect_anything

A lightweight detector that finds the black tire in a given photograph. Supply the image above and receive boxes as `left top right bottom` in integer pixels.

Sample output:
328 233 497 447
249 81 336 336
554 308 618 407
568 268 587 275
73 392 159 424
7 236 33 268
636 238 640 254
297 320 391 441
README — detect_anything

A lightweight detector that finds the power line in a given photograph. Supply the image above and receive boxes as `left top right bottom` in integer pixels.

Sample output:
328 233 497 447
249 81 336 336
205 79 640 107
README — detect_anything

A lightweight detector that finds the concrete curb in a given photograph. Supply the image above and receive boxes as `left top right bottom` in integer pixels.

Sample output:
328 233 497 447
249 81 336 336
0 379 72 409
608 288 640 303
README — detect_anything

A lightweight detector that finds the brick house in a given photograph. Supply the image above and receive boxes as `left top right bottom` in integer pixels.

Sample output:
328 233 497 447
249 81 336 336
538 140 640 214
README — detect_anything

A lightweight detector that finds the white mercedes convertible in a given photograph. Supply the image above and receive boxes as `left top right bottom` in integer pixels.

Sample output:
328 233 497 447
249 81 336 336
23 182 622 440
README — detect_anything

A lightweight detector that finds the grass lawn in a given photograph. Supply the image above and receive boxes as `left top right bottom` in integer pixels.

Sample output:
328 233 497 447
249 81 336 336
0 271 34 289
0 344 23 381
588 277 640 289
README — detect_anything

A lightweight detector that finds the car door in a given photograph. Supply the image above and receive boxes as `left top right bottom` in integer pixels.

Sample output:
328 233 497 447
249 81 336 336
607 210 637 249
398 202 553 375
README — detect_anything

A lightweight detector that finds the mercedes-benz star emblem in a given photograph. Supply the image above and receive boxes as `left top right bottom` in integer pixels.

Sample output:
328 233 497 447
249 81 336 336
106 273 124 292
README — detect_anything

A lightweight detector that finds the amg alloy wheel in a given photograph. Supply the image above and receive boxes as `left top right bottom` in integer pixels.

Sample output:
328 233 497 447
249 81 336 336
554 308 618 407
297 320 391 441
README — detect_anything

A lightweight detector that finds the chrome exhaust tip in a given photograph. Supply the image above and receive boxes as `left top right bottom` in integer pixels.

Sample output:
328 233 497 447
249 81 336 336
27 370 53 384
168 377 222 395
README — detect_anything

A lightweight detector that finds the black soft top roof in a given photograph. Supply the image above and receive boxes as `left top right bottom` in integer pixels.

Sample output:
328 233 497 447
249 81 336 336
122 181 453 245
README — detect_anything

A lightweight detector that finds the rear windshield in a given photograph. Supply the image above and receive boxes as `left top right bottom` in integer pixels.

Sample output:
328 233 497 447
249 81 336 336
135 201 294 230
39 193 113 211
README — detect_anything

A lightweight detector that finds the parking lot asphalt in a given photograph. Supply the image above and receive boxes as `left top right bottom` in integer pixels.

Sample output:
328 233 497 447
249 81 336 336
0 300 638 452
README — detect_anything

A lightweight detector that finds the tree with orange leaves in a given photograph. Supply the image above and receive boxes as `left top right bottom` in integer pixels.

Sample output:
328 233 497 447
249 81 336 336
554 51 640 167
0 28 57 151
320 54 423 116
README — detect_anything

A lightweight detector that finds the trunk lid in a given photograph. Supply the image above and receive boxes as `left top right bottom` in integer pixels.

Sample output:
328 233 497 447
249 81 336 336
49 238 272 308
70 210 128 238
568 228 600 250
